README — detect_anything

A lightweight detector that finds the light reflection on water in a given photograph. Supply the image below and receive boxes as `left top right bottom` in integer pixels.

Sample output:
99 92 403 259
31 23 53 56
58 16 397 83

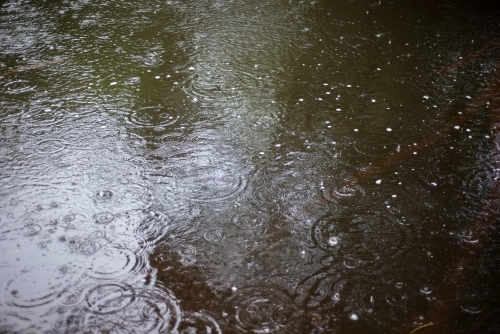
1 0 500 333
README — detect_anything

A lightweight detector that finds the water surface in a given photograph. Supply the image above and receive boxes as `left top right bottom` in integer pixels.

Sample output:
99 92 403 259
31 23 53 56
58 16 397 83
1 0 500 333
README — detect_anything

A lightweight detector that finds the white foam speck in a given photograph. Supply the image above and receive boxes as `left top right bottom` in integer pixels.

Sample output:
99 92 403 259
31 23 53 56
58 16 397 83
466 95 471 99
386 128 392 132
354 128 359 132
371 99 376 102
423 95 429 99
454 125 460 129
376 179 382 184
349 314 359 321
110 82 117 86
189 66 195 70
155 76 160 79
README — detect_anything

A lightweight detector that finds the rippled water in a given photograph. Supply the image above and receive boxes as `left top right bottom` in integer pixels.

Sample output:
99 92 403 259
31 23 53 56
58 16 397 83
1 0 500 333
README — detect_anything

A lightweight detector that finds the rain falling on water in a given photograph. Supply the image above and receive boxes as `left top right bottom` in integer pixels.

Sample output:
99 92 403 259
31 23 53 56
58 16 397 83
1 0 500 333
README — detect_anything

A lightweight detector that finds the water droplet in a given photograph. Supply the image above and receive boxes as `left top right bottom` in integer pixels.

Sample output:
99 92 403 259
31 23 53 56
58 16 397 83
327 236 339 247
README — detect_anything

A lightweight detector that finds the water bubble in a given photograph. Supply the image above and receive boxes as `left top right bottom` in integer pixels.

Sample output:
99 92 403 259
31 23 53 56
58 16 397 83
327 236 339 247
95 190 113 201
349 313 359 321
420 286 432 295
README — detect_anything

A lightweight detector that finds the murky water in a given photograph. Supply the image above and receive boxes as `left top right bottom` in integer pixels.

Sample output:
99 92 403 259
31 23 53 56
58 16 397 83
1 0 500 333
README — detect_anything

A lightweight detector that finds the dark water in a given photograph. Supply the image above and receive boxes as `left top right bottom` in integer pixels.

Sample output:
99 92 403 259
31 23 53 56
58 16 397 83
1 0 500 333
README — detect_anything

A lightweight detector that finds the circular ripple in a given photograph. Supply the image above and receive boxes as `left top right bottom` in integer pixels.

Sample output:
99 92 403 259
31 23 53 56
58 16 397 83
231 210 269 234
323 183 365 203
21 224 41 237
178 312 222 334
56 289 86 308
83 283 135 315
354 134 399 157
126 287 181 332
94 212 114 224
67 237 101 255
4 265 82 308
176 244 197 257
135 216 168 250
126 105 180 129
223 285 299 333
243 110 279 131
2 79 36 95
251 172 316 217
311 212 405 261
172 165 247 203
203 230 225 243
24 139 68 155
299 273 379 317
80 286 181 333
93 182 152 209
53 314 85 333
86 245 146 281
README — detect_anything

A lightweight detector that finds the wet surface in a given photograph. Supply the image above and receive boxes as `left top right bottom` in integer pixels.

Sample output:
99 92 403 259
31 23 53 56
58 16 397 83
1 0 500 333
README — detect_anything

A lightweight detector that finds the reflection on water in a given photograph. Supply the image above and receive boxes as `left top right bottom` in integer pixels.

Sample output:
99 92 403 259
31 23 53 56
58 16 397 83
1 0 500 332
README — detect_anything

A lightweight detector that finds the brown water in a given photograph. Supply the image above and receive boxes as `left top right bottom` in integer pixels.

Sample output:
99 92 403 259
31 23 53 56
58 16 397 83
1 0 500 333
